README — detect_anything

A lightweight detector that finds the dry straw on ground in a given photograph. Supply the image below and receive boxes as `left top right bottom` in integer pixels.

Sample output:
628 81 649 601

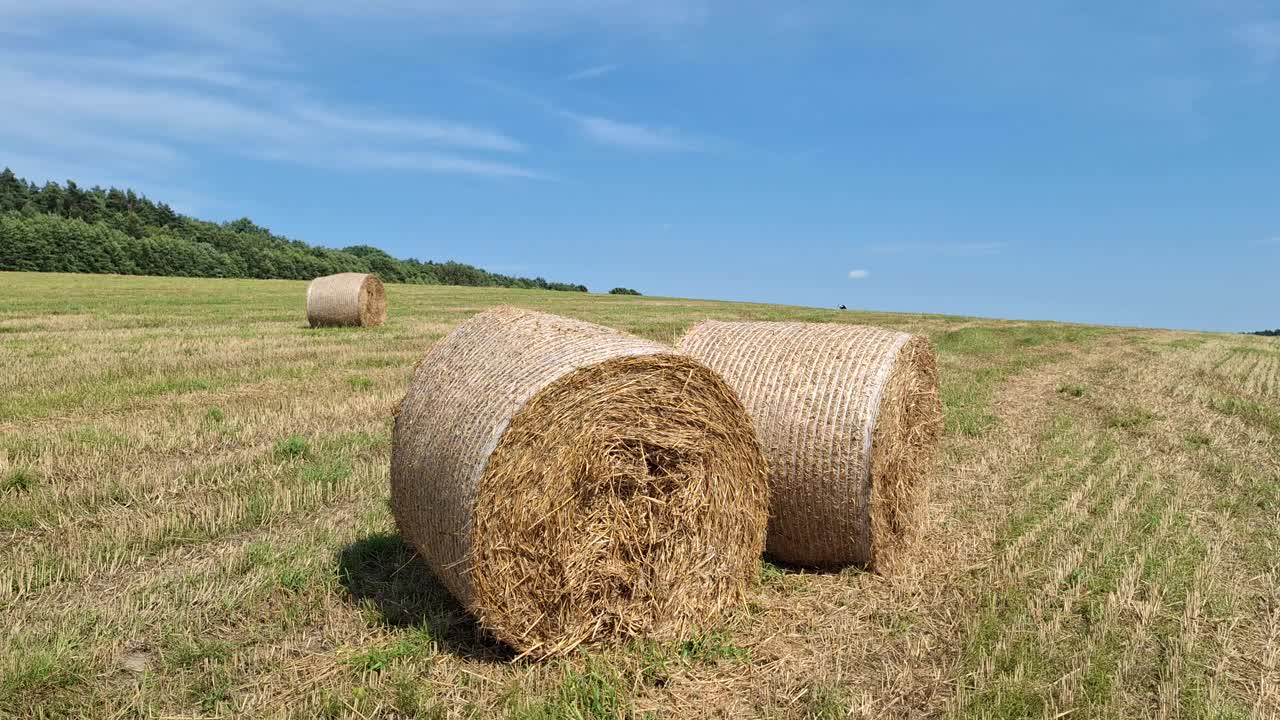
390 307 769 657
677 320 941 571
305 273 386 327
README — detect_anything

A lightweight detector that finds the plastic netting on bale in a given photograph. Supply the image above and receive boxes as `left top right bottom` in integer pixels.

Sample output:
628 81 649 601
678 320 941 573
391 307 769 657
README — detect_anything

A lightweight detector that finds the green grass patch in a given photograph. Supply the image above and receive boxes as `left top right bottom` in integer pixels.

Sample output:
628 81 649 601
938 330 1085 438
188 666 234 714
935 324 1100 357
994 431 1114 553
2 467 38 493
0 638 94 718
0 434 43 462
1226 344 1280 359
1208 394 1280 437
388 673 443 719
273 434 312 460
510 660 632 720
959 633 1055 719
941 370 1001 438
759 560 786 587
804 684 849 719
347 634 432 674
300 460 352 489
1057 383 1087 398
139 376 214 396
347 376 376 391
241 540 275 570
164 636 233 669
1077 631 1125 711
1106 407 1158 429
346 355 406 369
62 426 131 450
678 631 750 664
1183 432 1212 449
278 565 313 593
334 430 391 452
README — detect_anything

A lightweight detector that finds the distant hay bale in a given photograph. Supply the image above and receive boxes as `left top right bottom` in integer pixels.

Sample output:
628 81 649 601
677 321 941 572
390 307 769 656
305 273 386 328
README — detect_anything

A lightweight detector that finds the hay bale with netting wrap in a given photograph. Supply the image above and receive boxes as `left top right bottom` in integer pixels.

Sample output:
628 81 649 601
305 272 386 327
677 320 941 572
391 307 769 656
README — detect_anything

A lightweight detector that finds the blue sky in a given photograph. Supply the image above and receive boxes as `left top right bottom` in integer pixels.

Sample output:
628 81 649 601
1 2 1277 331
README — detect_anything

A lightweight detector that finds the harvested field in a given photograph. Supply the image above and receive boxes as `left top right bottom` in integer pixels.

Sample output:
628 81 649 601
1 271 1276 719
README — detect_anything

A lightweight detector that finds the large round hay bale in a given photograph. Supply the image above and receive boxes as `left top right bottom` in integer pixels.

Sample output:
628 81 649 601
677 321 941 572
305 273 386 327
390 307 769 656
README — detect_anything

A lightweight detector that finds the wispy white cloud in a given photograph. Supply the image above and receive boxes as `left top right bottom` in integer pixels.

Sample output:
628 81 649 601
0 50 273 91
563 111 702 152
866 241 1008 257
0 1 278 52
847 269 870 280
295 104 524 153
1257 236 1280 246
566 63 621 81
0 67 304 143
321 149 550 180
3 114 184 170
5 66 522 153
471 74 706 153
1234 21 1280 80
0 1 712 52
0 56 539 180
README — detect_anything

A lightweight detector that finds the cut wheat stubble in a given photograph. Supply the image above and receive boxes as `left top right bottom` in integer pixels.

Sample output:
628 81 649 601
390 307 769 657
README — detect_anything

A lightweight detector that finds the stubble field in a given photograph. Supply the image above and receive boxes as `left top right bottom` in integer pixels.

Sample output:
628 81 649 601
1 272 1277 719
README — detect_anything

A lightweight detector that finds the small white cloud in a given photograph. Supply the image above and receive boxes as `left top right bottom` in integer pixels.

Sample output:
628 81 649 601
563 111 701 152
848 269 870 280
566 64 620 81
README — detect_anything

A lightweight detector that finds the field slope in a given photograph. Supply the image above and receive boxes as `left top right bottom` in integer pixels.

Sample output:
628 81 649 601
1 272 1276 719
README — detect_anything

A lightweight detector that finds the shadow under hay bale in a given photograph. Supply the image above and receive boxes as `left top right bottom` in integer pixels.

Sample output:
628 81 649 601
678 320 942 574
306 272 386 328
391 306 769 658
336 533 510 662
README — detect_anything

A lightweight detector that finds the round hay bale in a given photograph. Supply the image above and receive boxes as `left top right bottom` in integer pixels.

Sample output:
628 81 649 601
390 307 769 656
677 321 941 572
305 273 386 328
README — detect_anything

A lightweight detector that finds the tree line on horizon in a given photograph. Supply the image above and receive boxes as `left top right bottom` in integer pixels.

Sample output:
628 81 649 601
0 168 595 292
